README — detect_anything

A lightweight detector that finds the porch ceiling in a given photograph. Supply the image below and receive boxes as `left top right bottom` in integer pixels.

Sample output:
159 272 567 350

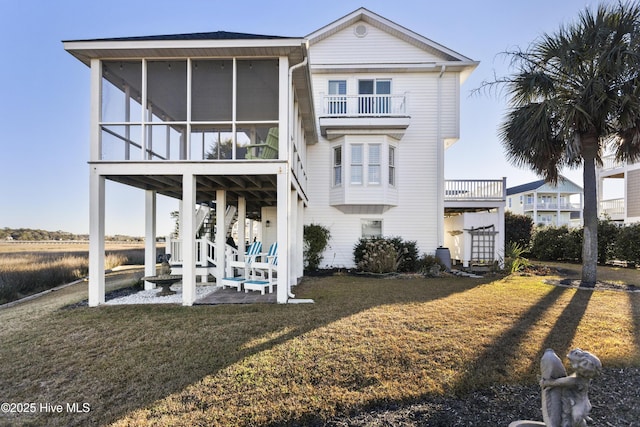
106 173 277 219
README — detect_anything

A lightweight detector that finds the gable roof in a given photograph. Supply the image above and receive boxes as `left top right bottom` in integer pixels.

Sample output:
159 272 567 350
306 7 478 78
506 175 583 195
64 31 294 43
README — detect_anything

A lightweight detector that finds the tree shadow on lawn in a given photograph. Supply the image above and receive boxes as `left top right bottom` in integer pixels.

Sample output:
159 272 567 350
0 274 492 427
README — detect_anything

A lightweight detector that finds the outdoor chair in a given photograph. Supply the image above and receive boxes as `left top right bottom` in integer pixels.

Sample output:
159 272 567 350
245 127 279 159
220 241 262 291
244 242 277 295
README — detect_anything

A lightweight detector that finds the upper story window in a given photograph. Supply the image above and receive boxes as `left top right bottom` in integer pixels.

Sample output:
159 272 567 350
388 146 396 186
333 146 342 186
351 144 363 184
368 145 381 185
358 79 391 114
328 80 347 115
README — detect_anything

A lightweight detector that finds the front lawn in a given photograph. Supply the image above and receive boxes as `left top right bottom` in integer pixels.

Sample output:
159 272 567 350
0 269 638 426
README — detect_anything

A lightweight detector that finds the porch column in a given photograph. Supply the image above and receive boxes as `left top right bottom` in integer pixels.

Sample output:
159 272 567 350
144 190 157 290
237 196 246 258
216 190 226 282
182 173 196 306
297 197 305 279
88 171 105 306
497 205 505 268
276 171 289 303
289 189 298 288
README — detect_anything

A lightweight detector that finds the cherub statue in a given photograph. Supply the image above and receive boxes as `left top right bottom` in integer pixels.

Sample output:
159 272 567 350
540 348 602 427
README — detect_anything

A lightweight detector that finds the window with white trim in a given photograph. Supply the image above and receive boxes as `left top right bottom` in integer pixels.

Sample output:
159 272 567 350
368 144 381 184
388 146 396 186
351 144 363 184
361 219 382 238
333 146 342 186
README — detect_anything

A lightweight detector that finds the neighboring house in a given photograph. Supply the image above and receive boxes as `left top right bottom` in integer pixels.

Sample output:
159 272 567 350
506 176 583 228
64 8 505 306
597 155 640 224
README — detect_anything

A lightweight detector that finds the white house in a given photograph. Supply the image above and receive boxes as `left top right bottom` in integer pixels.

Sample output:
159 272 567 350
597 154 640 223
506 176 583 228
64 8 505 307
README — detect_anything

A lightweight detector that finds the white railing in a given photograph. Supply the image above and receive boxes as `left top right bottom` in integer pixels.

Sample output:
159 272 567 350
166 237 216 267
600 198 625 217
445 179 506 201
322 94 407 117
523 202 581 211
601 154 623 171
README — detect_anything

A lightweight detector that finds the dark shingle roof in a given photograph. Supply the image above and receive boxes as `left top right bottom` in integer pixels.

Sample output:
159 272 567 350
65 31 296 43
506 179 546 196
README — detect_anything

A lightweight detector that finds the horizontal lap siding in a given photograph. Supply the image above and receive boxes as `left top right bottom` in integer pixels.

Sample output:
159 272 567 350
310 24 444 65
305 20 462 268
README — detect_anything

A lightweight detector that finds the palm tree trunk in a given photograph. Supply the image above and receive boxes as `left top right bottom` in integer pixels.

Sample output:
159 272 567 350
581 135 599 286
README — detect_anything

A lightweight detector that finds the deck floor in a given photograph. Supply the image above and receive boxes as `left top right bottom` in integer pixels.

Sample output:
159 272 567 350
195 286 277 304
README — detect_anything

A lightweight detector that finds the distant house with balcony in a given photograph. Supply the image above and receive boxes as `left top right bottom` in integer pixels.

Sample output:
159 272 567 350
506 176 583 228
64 8 505 306
597 154 640 224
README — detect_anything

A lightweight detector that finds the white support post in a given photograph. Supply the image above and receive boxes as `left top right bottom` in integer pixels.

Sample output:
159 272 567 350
276 170 289 303
297 197 305 279
215 190 226 283
144 190 157 290
289 189 297 288
88 170 105 306
238 196 246 258
182 173 196 306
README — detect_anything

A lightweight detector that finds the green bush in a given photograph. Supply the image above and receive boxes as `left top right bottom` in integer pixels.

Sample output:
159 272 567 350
387 237 419 272
417 253 446 276
530 226 570 261
354 237 401 274
303 224 331 271
505 211 533 248
503 242 530 273
598 219 621 264
616 223 640 265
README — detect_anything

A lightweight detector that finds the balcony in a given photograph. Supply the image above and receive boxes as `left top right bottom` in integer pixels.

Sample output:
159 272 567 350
523 202 582 211
600 198 625 220
444 179 506 211
318 94 410 138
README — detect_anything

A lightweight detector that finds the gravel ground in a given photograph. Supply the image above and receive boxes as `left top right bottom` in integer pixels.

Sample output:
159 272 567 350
322 367 640 426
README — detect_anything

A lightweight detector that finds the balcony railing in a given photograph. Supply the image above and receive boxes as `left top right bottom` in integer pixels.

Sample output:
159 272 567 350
523 202 581 211
321 94 407 117
600 198 625 217
601 154 623 171
445 179 506 201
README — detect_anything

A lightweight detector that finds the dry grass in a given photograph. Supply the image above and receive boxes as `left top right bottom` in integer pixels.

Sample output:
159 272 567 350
0 242 149 304
0 268 638 426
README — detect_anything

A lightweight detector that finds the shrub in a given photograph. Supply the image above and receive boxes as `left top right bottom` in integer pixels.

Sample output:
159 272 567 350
530 226 570 261
505 211 533 248
503 242 530 273
598 219 621 264
616 223 640 265
417 253 446 276
354 238 401 274
386 237 419 272
303 224 331 271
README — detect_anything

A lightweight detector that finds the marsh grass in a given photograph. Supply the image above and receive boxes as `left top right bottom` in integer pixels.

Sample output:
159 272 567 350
0 243 148 304
0 267 638 427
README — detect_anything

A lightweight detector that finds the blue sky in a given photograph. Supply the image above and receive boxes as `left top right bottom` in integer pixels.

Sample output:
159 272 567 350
0 0 614 236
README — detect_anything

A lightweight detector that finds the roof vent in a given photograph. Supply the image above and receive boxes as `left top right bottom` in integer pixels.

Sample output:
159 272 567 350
354 24 368 38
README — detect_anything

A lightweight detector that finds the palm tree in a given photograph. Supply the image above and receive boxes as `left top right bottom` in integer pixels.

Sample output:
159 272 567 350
495 2 640 286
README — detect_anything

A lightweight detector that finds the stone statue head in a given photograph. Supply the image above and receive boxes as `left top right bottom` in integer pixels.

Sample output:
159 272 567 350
567 348 602 378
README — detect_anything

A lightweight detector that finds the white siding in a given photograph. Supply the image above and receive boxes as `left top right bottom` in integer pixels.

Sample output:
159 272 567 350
310 23 449 65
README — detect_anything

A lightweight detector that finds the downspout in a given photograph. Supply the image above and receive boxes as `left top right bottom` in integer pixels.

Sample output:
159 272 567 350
437 65 446 248
286 55 308 300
